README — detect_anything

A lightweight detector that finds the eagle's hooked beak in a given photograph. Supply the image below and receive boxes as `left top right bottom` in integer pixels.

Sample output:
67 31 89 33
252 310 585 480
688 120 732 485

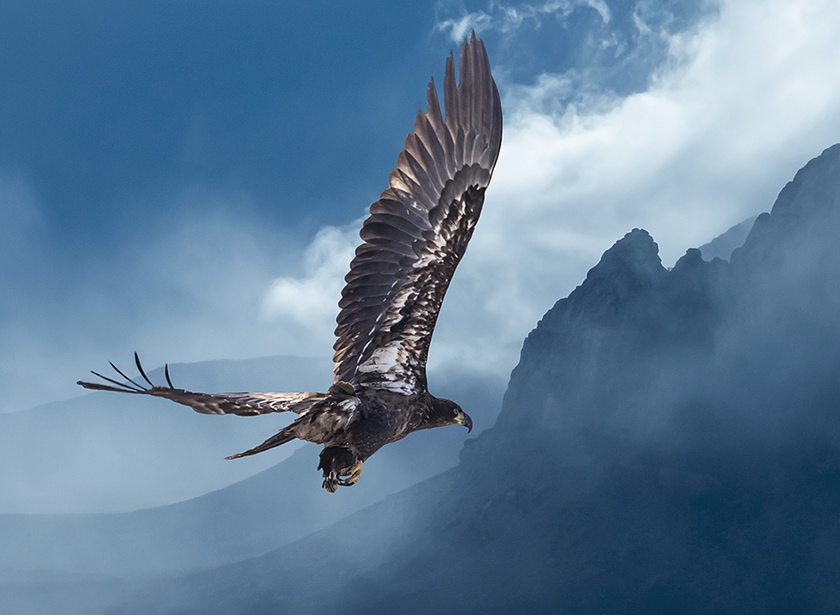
455 410 473 433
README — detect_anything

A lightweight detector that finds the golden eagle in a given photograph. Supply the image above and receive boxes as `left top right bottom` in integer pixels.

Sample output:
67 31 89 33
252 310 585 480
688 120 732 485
78 33 503 492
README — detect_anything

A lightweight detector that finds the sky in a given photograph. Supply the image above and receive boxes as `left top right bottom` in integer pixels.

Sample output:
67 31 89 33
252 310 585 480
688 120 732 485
2 0 840 413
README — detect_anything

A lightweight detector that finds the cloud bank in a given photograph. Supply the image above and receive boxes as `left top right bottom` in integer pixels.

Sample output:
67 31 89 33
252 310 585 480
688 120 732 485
436 0 612 42
264 0 840 386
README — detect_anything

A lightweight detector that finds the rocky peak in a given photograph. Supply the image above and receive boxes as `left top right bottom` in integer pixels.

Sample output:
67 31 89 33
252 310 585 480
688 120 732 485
766 142 840 220
586 228 664 287
495 227 724 440
495 143 840 443
733 143 840 270
533 229 665 338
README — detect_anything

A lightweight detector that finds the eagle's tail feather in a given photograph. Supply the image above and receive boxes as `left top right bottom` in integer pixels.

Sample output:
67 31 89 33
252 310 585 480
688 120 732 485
226 427 297 459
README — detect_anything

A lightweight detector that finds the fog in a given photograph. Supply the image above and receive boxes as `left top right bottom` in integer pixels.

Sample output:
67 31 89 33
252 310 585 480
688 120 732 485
69 143 840 614
3 142 837 615
3 0 840 612
0 356 327 514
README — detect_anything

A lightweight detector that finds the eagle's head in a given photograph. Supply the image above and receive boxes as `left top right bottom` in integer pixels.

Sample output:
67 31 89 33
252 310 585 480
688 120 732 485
430 397 473 433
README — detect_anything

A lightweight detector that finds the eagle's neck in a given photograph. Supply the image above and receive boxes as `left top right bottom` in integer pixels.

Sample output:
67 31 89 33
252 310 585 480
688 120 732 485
413 394 457 430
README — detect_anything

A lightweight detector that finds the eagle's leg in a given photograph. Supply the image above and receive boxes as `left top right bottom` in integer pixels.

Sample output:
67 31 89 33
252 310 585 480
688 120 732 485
322 471 341 493
318 446 361 492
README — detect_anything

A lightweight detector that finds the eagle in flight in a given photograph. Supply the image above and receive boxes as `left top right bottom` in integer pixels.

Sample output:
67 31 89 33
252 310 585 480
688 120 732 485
78 33 503 492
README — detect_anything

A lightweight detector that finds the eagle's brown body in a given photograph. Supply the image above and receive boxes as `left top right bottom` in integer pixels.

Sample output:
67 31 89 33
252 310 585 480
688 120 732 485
78 33 501 491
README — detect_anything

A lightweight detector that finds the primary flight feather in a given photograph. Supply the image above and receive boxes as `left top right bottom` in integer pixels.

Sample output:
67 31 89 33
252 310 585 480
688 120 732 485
78 33 503 492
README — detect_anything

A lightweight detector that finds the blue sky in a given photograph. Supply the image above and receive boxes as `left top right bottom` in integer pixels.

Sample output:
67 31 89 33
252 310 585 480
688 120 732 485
2 0 840 412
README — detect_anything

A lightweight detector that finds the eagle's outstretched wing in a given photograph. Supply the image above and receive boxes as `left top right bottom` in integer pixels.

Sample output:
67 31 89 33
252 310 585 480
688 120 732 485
77 353 324 416
332 32 503 394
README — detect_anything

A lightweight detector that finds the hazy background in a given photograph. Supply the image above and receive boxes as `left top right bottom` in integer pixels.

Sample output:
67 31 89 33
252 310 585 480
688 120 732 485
3 2 840 612
11 144 835 613
2 0 840 417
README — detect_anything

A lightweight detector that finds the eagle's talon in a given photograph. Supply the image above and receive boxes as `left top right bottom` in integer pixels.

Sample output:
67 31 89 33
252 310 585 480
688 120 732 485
323 471 340 493
337 461 364 487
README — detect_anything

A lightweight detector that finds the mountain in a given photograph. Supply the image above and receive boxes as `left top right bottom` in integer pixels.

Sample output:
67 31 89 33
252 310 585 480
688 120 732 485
94 143 840 615
0 362 502 579
5 143 840 614
697 215 757 261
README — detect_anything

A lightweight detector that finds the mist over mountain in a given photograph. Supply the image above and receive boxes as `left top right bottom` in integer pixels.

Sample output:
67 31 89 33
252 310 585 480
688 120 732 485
4 144 839 614
93 143 840 615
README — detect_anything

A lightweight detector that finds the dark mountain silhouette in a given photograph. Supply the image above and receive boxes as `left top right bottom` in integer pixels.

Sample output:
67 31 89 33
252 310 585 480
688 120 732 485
6 144 840 614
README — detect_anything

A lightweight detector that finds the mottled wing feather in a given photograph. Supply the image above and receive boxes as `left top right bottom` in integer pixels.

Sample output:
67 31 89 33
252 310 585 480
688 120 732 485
77 356 323 416
333 33 503 393
155 390 324 416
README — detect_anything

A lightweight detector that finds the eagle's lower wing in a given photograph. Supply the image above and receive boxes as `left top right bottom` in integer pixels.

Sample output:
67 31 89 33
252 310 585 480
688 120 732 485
332 33 502 394
77 353 324 416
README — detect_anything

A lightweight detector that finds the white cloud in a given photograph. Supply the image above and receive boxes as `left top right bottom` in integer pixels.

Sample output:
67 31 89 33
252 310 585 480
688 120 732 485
0 188 334 412
488 0 840 263
291 0 840 387
261 223 359 357
436 0 610 42
436 9 494 42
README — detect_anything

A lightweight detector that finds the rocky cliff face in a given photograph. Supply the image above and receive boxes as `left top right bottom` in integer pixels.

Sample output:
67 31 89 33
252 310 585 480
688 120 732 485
497 228 726 444
495 143 840 453
447 142 840 612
